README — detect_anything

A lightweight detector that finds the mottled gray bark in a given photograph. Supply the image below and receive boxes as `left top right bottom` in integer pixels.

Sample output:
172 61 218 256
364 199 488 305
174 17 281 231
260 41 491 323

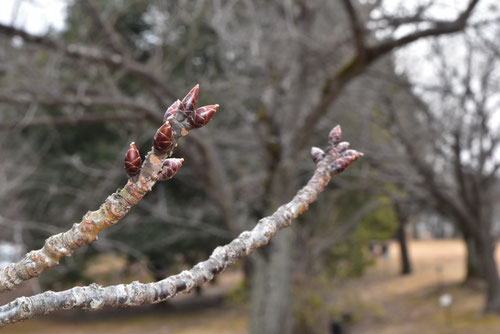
0 126 362 327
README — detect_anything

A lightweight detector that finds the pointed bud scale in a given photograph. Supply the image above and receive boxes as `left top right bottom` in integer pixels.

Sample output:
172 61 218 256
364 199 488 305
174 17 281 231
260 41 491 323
124 142 141 178
329 125 342 145
337 141 350 152
153 122 174 155
163 100 181 123
311 146 325 164
343 149 360 157
188 105 218 129
332 157 351 173
331 150 363 173
181 84 199 113
159 158 184 181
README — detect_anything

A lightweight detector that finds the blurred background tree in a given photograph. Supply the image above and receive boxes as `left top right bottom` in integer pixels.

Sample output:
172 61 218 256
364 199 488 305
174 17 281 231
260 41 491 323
0 0 496 333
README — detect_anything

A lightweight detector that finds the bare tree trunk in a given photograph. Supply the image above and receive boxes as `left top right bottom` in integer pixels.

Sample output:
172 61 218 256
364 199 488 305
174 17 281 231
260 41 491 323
250 230 293 334
465 234 483 281
250 165 295 334
476 231 500 313
394 201 412 275
396 221 411 275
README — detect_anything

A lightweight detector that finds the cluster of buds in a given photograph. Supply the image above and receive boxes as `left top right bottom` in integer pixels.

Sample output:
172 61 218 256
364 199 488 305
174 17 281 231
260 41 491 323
124 84 218 182
311 125 363 173
162 84 218 130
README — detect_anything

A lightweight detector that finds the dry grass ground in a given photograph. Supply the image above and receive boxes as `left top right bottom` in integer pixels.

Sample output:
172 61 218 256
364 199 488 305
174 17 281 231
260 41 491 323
3 239 500 333
349 240 500 333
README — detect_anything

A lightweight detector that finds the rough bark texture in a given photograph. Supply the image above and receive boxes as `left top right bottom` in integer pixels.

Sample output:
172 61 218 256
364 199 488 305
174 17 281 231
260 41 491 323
0 126 362 327
0 87 210 293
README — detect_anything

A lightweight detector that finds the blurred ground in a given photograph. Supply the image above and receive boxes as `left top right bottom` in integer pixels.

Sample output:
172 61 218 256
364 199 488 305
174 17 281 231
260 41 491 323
4 240 500 333
349 240 500 333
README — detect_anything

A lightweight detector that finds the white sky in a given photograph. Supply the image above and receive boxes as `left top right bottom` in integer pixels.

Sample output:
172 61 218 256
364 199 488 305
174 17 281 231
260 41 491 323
0 0 66 34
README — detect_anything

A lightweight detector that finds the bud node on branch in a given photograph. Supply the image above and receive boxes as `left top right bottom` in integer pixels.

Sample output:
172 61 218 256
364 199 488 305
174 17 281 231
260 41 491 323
0 85 214 294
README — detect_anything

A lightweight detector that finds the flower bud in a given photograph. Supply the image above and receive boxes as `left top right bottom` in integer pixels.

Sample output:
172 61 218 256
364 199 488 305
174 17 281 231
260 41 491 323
124 142 141 178
336 141 350 152
332 150 363 173
188 105 218 129
163 100 181 123
181 84 199 113
153 122 174 155
328 125 342 146
332 157 350 173
159 158 184 181
311 146 325 164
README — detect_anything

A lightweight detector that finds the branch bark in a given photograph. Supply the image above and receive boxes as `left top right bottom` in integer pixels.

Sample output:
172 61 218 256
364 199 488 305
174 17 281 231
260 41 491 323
0 126 362 326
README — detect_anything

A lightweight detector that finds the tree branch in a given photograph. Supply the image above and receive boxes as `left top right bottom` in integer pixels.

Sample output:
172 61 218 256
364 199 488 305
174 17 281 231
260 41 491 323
0 114 144 129
80 0 128 54
341 0 365 55
291 0 480 158
0 126 362 326
371 0 479 57
384 98 476 235
0 92 162 123
0 86 215 293
0 24 177 100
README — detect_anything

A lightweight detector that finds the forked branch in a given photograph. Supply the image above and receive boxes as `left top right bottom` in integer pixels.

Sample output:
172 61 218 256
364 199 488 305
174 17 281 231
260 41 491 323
0 125 362 326
0 85 217 293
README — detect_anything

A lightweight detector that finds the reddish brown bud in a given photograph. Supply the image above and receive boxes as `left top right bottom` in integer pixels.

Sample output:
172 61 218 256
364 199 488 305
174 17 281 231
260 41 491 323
188 105 218 129
159 158 184 181
163 100 181 123
311 146 325 164
331 150 363 173
181 84 199 113
153 122 174 155
329 125 342 146
332 157 350 173
124 142 141 178
336 141 350 152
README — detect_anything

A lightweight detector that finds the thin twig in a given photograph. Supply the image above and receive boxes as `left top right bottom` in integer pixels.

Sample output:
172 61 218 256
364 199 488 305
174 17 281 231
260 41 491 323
0 126 362 326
